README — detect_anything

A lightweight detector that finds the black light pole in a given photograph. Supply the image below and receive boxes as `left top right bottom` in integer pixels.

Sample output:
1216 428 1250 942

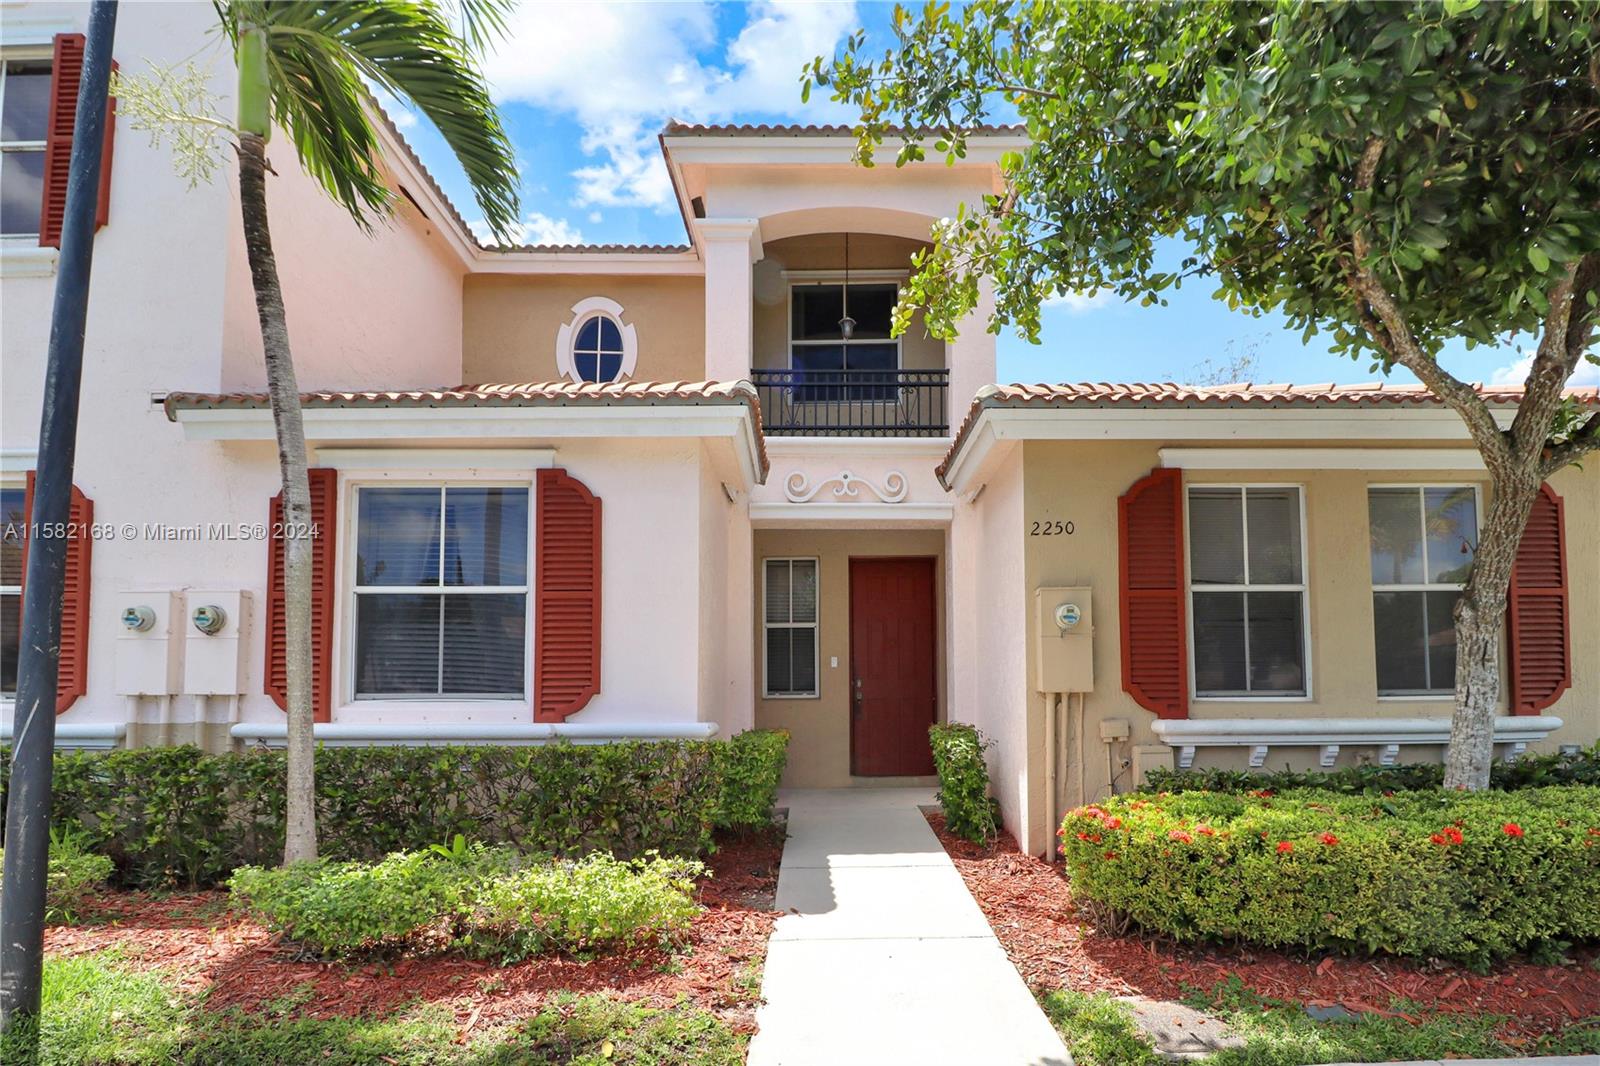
0 0 118 1038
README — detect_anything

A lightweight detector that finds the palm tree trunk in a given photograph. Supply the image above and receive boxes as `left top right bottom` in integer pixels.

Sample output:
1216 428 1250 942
1443 462 1541 790
238 130 317 863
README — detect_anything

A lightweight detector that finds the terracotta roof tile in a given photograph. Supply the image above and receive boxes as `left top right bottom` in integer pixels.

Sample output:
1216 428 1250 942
490 242 694 254
661 120 1026 137
163 380 768 475
936 381 1600 482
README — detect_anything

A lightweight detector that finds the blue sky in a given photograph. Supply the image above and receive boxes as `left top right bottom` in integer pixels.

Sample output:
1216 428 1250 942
397 1 1586 391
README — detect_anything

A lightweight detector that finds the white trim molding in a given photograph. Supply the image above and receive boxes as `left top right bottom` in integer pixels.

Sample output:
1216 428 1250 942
784 469 908 504
1151 715 1563 769
749 501 953 527
230 721 718 747
554 296 639 384
0 719 126 750
0 244 57 278
0 449 39 475
313 447 555 472
1160 447 1487 471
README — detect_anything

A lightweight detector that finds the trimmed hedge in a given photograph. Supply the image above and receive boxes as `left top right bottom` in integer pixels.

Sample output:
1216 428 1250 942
1 732 788 889
1060 786 1600 967
229 845 702 958
713 729 790 829
0 835 113 922
1142 742 1600 796
929 723 998 843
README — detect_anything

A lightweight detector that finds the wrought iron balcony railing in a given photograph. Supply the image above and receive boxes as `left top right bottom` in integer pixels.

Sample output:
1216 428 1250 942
749 368 949 437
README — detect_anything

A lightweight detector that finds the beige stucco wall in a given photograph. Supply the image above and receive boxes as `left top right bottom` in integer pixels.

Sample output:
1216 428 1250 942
462 274 707 384
751 233 945 373
1014 440 1600 832
752 528 947 788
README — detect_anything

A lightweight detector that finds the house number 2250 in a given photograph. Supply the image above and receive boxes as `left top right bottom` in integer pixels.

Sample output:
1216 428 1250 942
1029 520 1075 536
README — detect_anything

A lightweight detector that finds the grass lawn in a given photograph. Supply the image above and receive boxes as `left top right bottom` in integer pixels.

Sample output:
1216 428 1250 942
1041 980 1600 1066
0 952 746 1066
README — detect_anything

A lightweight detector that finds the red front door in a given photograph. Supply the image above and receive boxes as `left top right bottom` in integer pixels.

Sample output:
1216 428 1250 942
849 557 938 776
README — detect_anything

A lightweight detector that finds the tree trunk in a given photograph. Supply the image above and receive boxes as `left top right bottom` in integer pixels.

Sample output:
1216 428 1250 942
238 130 318 863
1443 460 1542 790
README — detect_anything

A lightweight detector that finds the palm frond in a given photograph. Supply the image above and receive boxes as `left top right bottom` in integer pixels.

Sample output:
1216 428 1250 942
217 0 520 242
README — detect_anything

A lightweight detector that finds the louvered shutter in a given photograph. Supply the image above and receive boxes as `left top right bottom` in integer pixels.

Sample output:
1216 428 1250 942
264 469 338 723
1118 467 1189 719
19 472 93 713
1507 482 1570 714
534 468 601 722
39 33 116 249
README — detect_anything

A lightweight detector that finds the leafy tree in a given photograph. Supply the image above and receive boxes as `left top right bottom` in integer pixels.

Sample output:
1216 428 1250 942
122 0 519 860
810 0 1599 789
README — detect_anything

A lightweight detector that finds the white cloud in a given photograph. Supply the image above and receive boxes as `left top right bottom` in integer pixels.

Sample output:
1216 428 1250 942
483 1 858 210
1490 350 1600 388
470 210 586 246
1043 289 1115 314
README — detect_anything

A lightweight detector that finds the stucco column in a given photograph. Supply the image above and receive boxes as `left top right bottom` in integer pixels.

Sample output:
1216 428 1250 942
945 279 997 431
695 218 764 383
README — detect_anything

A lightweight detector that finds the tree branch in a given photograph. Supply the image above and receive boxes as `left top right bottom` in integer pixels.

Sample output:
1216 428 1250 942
1344 137 1510 466
1540 408 1600 477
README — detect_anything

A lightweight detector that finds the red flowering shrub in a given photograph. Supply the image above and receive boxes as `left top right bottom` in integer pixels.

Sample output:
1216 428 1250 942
1058 786 1600 966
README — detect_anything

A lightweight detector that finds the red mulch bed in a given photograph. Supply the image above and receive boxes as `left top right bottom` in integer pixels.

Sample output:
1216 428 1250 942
924 810 1600 1041
44 829 783 1034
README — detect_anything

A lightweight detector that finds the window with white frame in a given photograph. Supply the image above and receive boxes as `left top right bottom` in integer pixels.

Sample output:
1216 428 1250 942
1 486 23 695
1 57 51 238
1368 486 1478 696
1187 485 1308 697
555 297 637 384
352 485 529 698
763 558 818 697
790 280 900 400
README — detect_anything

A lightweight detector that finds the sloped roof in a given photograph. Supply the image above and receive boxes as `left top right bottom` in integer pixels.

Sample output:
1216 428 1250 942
661 121 1026 137
937 381 1600 482
163 380 768 473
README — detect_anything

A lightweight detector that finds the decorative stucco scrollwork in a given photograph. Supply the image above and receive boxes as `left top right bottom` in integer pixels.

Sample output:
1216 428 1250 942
784 470 909 504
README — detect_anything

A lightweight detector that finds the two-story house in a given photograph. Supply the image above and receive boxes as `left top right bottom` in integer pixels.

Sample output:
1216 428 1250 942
4 3 1596 857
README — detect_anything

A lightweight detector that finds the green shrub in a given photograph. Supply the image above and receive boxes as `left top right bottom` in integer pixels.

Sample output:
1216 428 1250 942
1 740 724 888
929 723 998 843
1142 742 1600 796
1059 786 1600 966
230 846 703 958
0 833 114 923
713 729 789 829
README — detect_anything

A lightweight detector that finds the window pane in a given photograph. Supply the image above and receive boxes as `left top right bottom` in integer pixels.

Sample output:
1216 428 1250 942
1425 590 1461 692
791 560 818 623
1246 488 1301 584
1 592 18 694
357 488 441 586
1368 489 1424 585
355 593 440 694
597 353 623 381
845 284 898 339
597 317 622 352
1 488 25 586
789 626 816 693
0 150 45 236
764 560 791 623
1 62 52 142
792 285 844 341
441 594 525 694
443 488 527 587
844 343 898 373
1374 591 1428 693
1424 488 1476 584
575 317 600 351
574 352 599 381
792 345 845 373
1192 591 1246 694
1188 489 1244 585
1247 591 1305 693
766 627 815 695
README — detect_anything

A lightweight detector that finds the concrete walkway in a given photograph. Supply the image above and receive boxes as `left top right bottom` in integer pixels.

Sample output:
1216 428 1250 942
747 788 1072 1066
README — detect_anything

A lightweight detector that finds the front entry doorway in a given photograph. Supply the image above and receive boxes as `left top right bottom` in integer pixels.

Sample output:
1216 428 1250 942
848 557 938 776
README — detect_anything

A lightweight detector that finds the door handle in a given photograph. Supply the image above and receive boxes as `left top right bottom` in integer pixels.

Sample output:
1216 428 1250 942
853 677 863 719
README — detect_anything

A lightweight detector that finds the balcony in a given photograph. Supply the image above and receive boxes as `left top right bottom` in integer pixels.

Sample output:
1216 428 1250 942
749 369 949 437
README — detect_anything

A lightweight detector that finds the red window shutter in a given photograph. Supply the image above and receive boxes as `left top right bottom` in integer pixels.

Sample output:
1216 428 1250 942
1118 466 1189 719
535 468 601 722
39 32 116 249
264 469 338 723
1507 482 1570 714
19 472 93 714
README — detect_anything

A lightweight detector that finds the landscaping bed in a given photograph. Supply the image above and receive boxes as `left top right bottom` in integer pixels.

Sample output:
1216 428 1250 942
41 826 783 1036
924 810 1600 1053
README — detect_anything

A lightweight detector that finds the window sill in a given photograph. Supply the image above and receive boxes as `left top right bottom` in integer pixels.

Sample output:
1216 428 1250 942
763 692 820 700
231 721 719 747
0 243 57 278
